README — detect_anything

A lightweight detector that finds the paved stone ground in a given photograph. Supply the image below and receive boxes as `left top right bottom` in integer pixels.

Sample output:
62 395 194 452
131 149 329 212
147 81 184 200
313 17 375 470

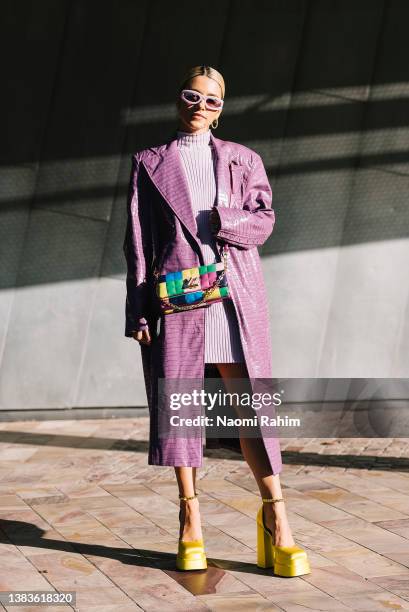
0 417 408 611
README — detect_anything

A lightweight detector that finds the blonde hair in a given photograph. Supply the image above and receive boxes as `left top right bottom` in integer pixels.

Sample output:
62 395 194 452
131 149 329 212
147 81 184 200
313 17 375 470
178 65 225 99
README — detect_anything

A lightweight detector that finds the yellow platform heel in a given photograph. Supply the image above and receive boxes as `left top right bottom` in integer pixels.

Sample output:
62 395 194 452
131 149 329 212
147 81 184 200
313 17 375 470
176 493 207 571
257 497 311 577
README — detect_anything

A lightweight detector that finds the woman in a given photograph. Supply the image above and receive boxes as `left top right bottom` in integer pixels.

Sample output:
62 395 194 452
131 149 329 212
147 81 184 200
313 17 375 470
123 65 310 577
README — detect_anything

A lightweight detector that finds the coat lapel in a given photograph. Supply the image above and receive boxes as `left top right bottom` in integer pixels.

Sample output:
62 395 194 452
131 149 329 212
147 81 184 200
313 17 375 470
140 132 233 260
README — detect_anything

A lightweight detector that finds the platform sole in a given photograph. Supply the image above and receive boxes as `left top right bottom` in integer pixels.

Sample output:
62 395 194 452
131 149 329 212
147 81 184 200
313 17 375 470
176 556 207 571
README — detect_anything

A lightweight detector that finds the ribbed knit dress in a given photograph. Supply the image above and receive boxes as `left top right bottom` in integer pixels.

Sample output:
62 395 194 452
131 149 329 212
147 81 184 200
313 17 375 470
176 128 245 363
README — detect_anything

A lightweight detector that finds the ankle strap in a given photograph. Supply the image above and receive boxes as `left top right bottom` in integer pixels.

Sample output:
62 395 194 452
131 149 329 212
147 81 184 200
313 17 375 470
179 493 198 501
262 497 284 503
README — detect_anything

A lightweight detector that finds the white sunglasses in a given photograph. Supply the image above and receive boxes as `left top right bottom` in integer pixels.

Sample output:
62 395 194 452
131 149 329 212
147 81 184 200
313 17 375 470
180 89 224 111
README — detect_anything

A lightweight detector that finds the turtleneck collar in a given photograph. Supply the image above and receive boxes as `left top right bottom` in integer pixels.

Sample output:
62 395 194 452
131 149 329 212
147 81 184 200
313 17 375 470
176 129 212 148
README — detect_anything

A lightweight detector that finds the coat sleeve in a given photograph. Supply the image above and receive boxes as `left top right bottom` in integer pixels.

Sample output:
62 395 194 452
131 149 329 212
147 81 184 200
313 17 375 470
210 153 275 249
123 154 153 337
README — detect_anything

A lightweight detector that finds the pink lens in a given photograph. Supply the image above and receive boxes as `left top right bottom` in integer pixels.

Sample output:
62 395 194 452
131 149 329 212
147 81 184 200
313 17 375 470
182 90 201 104
206 97 223 109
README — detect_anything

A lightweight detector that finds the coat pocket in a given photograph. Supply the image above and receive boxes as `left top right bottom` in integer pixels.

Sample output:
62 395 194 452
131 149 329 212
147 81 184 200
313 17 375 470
229 163 243 197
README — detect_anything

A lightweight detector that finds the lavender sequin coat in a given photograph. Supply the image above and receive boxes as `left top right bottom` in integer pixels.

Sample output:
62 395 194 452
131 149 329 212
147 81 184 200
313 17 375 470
123 130 282 473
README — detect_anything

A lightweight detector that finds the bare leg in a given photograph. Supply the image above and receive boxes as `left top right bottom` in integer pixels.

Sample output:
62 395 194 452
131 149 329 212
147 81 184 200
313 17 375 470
174 466 203 541
215 362 295 547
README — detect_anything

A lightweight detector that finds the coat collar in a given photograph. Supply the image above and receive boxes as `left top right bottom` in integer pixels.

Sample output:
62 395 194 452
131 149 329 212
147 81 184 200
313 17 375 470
140 131 233 260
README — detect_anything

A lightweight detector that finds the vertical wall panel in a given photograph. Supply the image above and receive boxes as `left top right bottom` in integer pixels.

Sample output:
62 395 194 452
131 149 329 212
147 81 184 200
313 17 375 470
264 0 385 376
0 0 148 409
319 0 409 377
0 0 70 401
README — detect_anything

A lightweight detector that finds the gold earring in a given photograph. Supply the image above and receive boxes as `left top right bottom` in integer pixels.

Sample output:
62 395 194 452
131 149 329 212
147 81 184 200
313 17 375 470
211 118 218 129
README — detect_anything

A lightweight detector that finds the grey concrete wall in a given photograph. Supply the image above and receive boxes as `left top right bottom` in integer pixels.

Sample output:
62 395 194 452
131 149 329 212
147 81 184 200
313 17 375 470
1 0 408 410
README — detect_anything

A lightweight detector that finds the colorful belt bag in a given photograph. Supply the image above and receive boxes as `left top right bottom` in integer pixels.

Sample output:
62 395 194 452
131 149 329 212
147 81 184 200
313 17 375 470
153 244 230 314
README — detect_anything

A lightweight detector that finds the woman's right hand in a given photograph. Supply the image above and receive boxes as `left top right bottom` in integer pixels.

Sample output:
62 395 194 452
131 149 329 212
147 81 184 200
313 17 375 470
132 327 151 345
